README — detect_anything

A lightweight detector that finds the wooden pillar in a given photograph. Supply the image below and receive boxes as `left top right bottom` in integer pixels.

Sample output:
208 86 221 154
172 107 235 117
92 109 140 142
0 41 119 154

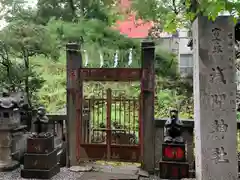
66 43 82 166
106 88 112 160
141 40 155 173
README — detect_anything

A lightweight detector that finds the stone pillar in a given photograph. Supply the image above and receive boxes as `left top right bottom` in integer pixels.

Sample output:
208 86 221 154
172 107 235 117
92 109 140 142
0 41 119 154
0 131 18 170
193 16 237 179
0 129 20 171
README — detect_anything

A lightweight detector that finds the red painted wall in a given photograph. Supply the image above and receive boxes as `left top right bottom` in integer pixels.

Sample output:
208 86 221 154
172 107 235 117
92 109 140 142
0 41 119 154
113 0 154 38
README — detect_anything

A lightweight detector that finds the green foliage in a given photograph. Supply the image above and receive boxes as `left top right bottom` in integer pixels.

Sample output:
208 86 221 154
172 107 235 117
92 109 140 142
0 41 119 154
132 0 240 32
0 0 194 119
155 47 178 78
47 18 138 48
36 0 121 25
0 18 60 107
1 20 59 59
33 53 66 111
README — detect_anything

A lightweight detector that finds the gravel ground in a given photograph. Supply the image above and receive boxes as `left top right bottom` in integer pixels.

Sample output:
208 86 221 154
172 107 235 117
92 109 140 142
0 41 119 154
139 176 196 180
0 165 197 180
0 167 83 180
0 168 197 180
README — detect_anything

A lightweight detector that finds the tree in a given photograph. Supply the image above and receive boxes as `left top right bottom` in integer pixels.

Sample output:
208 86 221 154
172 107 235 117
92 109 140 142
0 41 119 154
36 0 119 25
1 0 120 26
0 0 193 117
0 19 59 107
132 0 240 33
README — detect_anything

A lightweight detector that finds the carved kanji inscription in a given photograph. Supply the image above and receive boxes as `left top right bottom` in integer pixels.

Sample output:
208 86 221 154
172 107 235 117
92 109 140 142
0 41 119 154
209 66 226 84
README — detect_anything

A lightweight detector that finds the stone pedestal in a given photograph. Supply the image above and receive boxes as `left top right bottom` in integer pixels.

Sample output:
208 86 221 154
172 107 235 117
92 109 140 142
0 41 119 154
21 135 60 179
159 143 189 179
193 16 238 180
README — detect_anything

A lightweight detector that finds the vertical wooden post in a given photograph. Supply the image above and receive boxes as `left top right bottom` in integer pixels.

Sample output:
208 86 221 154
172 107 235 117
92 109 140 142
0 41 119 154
66 43 82 166
76 49 84 162
106 88 112 160
141 41 155 173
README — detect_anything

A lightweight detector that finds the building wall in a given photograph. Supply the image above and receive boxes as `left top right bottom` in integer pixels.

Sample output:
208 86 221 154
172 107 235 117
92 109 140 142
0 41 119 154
237 70 240 89
154 29 193 77
155 37 179 54
178 29 193 77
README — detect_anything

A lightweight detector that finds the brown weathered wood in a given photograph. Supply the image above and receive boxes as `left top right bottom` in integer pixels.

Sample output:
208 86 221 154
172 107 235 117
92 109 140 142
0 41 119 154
141 40 155 173
106 88 112 160
66 43 82 166
76 49 84 161
79 68 142 81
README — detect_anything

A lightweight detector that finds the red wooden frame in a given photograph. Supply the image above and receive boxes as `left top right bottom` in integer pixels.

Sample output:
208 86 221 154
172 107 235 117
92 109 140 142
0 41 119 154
79 68 142 81
66 41 155 169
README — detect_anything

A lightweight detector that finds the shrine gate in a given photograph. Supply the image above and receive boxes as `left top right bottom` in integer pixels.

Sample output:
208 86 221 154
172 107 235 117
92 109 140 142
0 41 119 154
66 41 155 172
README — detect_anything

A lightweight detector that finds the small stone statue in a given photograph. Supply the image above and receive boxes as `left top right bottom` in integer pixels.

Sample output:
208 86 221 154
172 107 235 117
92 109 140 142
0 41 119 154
34 106 49 134
164 109 184 143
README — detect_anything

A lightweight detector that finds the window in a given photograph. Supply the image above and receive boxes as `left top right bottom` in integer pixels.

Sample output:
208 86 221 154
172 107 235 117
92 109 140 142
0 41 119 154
179 54 193 76
179 54 193 67
180 67 193 76
3 112 9 118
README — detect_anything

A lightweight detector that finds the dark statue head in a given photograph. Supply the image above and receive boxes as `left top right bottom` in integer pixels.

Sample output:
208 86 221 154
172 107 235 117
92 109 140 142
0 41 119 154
170 109 178 120
37 106 46 117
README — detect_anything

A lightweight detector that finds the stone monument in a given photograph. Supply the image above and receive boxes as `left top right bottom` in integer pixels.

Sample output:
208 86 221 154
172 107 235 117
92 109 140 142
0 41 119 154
21 106 60 179
193 16 238 179
0 91 22 170
159 109 189 179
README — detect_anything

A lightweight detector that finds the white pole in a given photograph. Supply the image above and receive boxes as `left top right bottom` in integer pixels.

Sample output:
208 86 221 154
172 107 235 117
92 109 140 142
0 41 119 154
113 50 118 68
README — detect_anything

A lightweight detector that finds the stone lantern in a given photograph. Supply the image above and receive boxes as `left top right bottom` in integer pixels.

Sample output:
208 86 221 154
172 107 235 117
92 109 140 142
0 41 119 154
0 91 21 170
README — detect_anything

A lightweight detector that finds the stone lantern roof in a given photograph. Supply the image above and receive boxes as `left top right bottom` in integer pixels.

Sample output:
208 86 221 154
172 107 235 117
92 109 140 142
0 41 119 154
0 91 23 110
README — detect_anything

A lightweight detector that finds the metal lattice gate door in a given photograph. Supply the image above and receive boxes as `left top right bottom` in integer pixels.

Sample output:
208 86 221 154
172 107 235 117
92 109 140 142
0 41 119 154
79 88 141 162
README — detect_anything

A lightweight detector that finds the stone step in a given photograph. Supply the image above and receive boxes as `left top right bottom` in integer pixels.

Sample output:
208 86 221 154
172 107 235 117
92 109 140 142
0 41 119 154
78 172 139 180
21 164 60 179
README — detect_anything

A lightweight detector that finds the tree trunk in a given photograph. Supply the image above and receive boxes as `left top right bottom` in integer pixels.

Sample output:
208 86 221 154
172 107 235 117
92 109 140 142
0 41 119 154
0 44 16 91
23 49 32 108
67 0 76 19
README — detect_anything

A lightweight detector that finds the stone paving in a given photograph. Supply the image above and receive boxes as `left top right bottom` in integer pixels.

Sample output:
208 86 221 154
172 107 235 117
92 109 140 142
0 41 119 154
0 163 198 180
0 167 83 180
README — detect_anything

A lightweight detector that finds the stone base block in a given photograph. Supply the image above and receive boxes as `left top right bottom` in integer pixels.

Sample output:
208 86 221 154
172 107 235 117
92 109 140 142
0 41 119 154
0 160 20 171
27 135 54 154
159 161 189 179
21 164 60 179
189 169 195 178
162 143 186 162
59 144 66 167
24 149 57 169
